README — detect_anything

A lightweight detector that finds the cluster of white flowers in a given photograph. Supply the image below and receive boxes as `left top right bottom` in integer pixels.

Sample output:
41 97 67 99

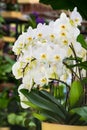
12 7 86 108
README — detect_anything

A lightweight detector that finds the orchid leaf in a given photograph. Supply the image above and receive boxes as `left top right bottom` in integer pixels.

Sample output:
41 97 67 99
20 89 66 123
33 113 47 121
69 81 84 109
33 112 59 123
63 58 87 70
69 61 87 70
66 113 87 125
20 89 60 114
70 107 87 123
39 90 67 116
77 34 87 50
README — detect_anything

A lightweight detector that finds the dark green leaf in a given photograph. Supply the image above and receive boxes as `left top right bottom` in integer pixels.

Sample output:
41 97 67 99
20 89 66 122
77 34 87 50
39 90 67 116
33 111 61 123
66 113 87 125
70 107 87 122
81 77 87 86
0 98 9 108
64 56 82 63
70 61 87 70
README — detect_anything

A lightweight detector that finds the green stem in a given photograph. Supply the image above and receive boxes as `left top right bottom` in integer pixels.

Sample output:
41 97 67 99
63 60 80 81
69 43 82 80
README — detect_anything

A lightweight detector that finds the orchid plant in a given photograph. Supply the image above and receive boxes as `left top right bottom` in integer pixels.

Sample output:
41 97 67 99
12 7 87 125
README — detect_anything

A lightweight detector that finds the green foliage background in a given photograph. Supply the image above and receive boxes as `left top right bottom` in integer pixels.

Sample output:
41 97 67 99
40 0 87 19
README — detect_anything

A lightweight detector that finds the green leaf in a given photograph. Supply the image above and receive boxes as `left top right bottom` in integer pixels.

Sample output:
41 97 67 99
33 113 47 121
22 100 41 109
70 107 87 123
66 112 87 125
81 77 87 86
77 34 87 50
0 16 5 23
21 89 59 113
0 98 9 108
8 113 26 126
69 81 84 108
41 109 65 123
64 56 82 64
5 55 15 65
66 61 87 70
7 113 16 125
29 121 36 127
15 115 24 125
33 112 61 123
39 90 67 116
20 89 66 123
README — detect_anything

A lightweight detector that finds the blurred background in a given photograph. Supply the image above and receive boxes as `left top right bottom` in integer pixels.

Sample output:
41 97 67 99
0 0 87 130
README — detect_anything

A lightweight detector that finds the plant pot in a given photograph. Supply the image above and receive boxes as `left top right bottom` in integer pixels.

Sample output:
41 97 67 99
42 122 87 130
0 127 10 130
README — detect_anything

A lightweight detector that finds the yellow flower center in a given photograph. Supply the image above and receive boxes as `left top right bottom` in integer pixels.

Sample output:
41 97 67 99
61 32 66 37
50 34 55 39
75 18 79 23
38 33 43 38
63 40 68 45
41 54 47 59
61 25 66 29
28 37 32 41
54 55 60 61
41 78 47 83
